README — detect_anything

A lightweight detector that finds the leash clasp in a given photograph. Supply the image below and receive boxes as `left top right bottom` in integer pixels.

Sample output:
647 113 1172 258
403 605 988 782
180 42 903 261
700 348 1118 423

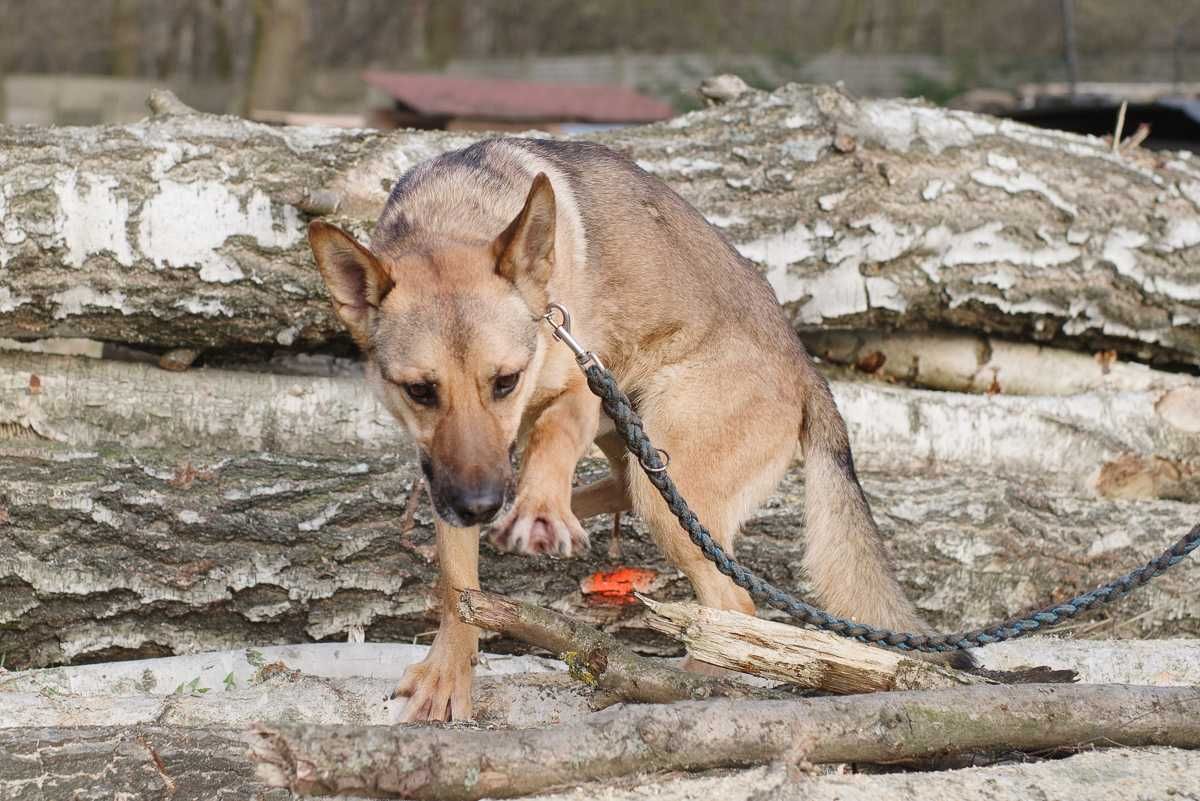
543 303 604 371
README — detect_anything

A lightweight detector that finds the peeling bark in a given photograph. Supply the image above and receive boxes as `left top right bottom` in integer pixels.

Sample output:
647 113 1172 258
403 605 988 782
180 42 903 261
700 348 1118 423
2 445 1197 671
2 85 1199 364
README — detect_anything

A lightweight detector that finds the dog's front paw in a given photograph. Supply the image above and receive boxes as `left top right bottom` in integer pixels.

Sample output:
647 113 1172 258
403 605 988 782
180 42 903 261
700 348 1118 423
489 495 590 557
390 641 475 723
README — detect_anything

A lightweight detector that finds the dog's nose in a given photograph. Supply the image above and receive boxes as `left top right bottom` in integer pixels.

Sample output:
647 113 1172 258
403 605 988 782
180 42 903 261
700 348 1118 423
449 485 505 526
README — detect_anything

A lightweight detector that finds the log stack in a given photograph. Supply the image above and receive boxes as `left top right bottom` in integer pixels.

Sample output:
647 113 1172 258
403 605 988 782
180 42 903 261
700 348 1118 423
1 83 1199 799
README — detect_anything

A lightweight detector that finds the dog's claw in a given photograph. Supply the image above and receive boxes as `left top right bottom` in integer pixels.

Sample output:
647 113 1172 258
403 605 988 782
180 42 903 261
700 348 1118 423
490 497 589 557
390 639 475 723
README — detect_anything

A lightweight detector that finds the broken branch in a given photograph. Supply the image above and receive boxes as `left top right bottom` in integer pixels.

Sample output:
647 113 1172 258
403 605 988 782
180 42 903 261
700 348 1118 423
641 597 992 692
249 684 1200 799
456 589 785 705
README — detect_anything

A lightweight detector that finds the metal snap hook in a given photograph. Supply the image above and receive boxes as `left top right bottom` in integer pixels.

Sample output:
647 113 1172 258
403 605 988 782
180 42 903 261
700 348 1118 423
544 303 571 335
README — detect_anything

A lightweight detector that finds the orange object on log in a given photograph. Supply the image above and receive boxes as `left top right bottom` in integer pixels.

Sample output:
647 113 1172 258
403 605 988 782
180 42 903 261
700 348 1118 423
580 567 658 606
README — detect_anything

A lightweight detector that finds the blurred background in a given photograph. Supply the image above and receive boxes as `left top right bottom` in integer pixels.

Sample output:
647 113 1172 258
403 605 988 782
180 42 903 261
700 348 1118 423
1 0 1199 146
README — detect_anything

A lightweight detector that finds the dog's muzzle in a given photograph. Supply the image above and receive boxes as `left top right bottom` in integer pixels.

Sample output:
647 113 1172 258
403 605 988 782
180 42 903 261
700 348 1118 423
421 452 512 528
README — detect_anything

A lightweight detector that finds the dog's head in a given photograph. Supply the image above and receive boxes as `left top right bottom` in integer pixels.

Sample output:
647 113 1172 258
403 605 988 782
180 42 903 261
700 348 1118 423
308 174 558 527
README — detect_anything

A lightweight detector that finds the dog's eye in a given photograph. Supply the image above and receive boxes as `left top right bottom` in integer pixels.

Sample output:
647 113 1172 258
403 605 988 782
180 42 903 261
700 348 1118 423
403 382 438 407
493 372 521 399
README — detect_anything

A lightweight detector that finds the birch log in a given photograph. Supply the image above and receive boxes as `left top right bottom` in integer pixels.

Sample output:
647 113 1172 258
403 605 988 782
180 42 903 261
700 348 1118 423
805 330 1199 395
2 350 1197 496
2 85 1199 364
7 639 1198 731
2 444 1197 670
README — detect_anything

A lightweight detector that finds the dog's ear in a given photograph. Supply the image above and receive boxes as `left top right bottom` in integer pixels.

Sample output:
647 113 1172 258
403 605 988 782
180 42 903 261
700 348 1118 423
494 173 556 306
308 220 392 349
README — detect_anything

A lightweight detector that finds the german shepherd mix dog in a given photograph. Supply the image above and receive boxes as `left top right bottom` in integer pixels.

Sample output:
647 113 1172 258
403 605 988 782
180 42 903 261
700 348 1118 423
309 138 940 722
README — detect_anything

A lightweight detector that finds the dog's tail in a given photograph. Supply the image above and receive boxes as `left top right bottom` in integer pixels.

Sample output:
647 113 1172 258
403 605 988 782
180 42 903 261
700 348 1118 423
798 368 972 667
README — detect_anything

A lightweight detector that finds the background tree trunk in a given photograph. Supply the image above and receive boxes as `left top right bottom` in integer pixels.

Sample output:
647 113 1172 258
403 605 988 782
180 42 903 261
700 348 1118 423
1 85 1198 365
241 0 308 117
110 0 142 78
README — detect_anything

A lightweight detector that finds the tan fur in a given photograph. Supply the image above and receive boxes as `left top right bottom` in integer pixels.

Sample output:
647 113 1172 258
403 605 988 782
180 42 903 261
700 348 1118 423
309 138 945 723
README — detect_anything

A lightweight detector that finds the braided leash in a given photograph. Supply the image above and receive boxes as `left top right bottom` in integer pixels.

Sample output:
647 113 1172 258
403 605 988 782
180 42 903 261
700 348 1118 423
543 304 1200 653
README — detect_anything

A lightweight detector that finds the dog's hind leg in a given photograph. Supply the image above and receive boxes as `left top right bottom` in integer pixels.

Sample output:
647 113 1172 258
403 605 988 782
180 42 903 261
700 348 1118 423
572 430 633 519
627 378 800 622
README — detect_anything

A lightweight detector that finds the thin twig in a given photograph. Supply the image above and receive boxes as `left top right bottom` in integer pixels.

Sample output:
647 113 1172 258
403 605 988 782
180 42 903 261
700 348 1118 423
1112 100 1128 154
399 479 425 540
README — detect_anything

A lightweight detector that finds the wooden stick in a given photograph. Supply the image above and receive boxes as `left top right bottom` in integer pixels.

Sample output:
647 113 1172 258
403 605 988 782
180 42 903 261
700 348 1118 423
1112 100 1128 154
456 589 785 706
249 684 1200 799
641 597 992 693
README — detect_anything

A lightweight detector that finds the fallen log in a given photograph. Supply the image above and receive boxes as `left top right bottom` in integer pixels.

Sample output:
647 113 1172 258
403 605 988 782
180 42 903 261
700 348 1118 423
0 349 401 455
834 380 1200 500
2 85 1199 365
0 643 577 729
248 684 1200 799
3 446 1198 670
641 598 992 692
456 589 784 704
5 639 1196 732
0 674 595 731
3 350 1196 497
805 330 1199 395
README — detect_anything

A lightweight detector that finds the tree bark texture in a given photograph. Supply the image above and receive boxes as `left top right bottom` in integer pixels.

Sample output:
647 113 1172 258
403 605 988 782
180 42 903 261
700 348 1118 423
247 685 1200 799
2 85 1199 364
2 445 1196 671
0 725 284 801
2 351 1196 498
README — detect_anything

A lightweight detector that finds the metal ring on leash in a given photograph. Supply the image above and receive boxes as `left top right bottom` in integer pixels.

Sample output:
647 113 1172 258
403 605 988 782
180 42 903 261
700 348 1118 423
639 448 671 473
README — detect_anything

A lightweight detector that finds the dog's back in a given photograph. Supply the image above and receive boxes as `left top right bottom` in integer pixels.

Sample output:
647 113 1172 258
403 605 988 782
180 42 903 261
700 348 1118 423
374 138 805 383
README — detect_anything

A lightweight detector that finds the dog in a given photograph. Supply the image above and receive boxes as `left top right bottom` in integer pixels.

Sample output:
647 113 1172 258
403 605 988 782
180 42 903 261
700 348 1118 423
308 137 946 722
